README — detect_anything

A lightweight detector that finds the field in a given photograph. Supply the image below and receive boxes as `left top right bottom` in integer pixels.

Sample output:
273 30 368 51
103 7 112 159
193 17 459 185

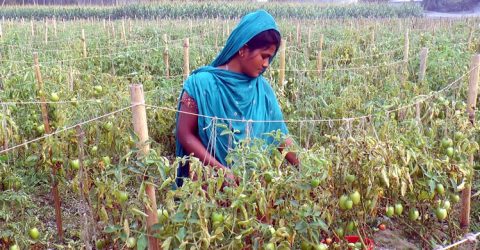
0 3 480 250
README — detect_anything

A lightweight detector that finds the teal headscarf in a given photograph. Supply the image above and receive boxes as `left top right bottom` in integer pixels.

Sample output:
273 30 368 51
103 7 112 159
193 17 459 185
175 10 288 186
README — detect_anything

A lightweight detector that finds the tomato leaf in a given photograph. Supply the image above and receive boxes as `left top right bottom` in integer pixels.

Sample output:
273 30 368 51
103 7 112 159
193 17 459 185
161 237 173 250
176 227 187 241
295 220 308 232
136 234 147 250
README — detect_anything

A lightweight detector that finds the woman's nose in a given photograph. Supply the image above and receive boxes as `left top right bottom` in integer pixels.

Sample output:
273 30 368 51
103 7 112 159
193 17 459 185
262 58 269 68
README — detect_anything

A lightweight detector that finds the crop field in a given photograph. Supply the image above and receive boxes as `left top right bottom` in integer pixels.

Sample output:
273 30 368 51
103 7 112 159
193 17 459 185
0 4 480 250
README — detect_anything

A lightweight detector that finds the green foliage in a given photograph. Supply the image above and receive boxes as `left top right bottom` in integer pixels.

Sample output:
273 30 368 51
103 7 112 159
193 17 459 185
0 2 423 20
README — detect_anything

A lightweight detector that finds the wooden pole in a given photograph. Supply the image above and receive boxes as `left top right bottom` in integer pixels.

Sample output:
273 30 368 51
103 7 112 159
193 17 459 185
163 34 170 79
418 47 428 82
81 29 87 58
44 18 48 44
319 33 324 51
31 19 35 38
279 39 286 90
33 52 64 241
467 26 474 50
403 29 409 80
461 54 480 231
317 50 323 78
53 17 57 38
296 22 301 47
121 19 126 45
183 38 190 80
111 21 115 42
307 27 311 48
403 29 409 65
129 84 159 250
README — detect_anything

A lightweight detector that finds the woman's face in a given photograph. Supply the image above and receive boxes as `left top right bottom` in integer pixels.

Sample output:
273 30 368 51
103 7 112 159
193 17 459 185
240 44 277 78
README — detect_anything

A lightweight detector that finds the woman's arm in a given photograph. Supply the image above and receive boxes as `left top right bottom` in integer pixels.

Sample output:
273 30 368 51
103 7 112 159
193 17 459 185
177 92 236 182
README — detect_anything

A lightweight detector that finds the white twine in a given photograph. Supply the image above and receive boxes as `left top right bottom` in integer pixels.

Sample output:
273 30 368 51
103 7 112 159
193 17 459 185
0 104 136 155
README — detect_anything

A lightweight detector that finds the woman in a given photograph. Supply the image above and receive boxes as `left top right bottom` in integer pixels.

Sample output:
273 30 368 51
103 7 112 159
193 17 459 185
175 10 298 187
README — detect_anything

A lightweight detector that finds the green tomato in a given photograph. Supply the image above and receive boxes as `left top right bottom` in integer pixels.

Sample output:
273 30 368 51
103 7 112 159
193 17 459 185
454 131 464 141
103 122 113 131
9 245 20 250
339 195 349 210
90 146 98 155
442 200 451 210
157 208 169 223
29 227 40 240
94 85 103 93
386 206 395 217
264 172 273 184
394 203 404 216
116 191 128 203
346 221 355 233
314 244 328 250
354 242 363 249
345 174 356 183
350 191 361 205
126 237 136 248
451 194 460 203
70 159 80 170
102 156 111 166
96 239 106 249
445 147 454 158
300 241 312 250
50 92 60 102
441 138 453 148
435 184 445 195
408 208 419 221
211 212 224 224
310 179 321 188
264 243 276 250
36 124 45 134
335 227 344 238
435 207 448 220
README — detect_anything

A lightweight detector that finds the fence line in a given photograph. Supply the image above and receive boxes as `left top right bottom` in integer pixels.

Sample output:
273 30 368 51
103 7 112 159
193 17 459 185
142 65 473 124
0 104 136 155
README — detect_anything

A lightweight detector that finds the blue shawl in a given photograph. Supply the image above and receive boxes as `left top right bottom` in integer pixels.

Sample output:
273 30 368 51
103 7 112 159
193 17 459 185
175 10 288 185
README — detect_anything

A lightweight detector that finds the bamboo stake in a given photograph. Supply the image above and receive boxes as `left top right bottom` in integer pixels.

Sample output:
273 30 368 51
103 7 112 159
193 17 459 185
403 29 409 80
183 38 190 80
81 29 87 58
467 26 474 50
317 50 323 78
307 27 311 48
2 105 8 150
111 20 115 42
279 39 286 90
296 22 301 47
418 47 428 82
53 16 57 38
76 125 96 249
44 18 48 44
31 19 35 37
403 29 409 65
129 84 159 250
163 34 170 79
461 54 480 231
319 33 324 51
121 19 126 45
33 52 64 241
